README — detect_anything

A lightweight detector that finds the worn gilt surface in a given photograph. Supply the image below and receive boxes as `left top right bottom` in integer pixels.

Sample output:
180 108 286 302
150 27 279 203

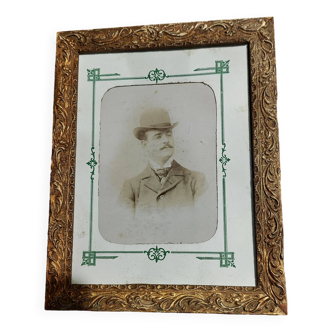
46 17 287 314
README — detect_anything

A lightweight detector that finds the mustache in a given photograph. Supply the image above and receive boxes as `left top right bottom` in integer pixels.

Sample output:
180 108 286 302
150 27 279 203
161 144 173 150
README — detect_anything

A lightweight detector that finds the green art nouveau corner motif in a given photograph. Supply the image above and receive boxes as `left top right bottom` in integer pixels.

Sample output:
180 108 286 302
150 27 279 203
196 252 236 267
82 60 234 268
81 251 119 266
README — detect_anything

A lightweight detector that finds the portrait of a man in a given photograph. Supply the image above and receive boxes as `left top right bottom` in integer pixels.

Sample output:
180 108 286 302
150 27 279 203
98 83 218 244
118 108 207 218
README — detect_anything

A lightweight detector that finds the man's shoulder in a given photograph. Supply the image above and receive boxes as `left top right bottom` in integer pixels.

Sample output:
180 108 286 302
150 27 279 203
172 161 205 180
125 166 151 185
173 161 207 195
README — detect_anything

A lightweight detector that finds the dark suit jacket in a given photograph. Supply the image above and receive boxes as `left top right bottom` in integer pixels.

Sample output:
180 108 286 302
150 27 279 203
112 161 216 244
118 160 207 216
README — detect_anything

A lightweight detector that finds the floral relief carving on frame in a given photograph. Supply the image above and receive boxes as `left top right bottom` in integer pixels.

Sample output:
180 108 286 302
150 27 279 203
45 17 287 315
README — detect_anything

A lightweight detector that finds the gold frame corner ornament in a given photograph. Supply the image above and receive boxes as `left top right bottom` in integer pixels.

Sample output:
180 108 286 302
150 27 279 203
46 17 287 315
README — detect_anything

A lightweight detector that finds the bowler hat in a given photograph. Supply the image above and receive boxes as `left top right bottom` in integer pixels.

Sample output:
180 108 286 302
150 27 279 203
133 108 178 140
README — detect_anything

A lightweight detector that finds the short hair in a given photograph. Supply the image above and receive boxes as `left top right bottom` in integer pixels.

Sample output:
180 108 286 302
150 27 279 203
138 131 147 141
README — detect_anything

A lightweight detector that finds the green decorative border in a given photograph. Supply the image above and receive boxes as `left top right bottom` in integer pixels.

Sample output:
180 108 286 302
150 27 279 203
144 246 170 263
82 60 235 268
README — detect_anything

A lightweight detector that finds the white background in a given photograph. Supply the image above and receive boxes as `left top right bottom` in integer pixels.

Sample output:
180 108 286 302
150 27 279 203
72 46 256 286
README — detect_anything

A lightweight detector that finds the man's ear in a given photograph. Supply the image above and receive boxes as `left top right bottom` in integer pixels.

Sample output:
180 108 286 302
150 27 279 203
141 140 146 148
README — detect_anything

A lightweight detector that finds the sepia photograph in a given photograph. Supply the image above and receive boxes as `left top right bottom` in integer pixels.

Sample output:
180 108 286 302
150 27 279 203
99 83 218 244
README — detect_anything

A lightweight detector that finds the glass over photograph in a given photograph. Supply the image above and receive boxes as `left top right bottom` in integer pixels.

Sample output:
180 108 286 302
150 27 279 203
99 83 218 244
71 45 256 286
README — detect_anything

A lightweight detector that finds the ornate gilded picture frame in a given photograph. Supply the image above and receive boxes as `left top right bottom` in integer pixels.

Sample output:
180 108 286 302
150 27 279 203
46 17 287 314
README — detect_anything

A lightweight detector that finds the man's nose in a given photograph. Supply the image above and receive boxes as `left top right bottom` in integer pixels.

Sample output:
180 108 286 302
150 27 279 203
162 134 169 143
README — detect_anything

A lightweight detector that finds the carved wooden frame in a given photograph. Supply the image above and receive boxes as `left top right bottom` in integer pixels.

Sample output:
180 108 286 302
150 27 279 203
45 17 287 314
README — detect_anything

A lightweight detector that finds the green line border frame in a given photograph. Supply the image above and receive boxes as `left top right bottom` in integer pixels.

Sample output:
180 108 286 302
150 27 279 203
82 60 234 268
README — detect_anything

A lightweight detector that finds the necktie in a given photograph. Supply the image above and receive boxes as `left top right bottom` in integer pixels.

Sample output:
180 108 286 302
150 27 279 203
154 167 171 184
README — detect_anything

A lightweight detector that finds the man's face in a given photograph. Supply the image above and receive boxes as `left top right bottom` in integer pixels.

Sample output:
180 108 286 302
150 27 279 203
142 128 175 161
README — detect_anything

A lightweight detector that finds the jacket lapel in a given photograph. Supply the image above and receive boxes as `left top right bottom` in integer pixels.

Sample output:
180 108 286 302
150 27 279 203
158 161 184 195
142 161 184 195
143 166 161 193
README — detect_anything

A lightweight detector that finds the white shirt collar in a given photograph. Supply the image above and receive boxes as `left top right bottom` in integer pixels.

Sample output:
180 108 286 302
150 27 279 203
149 157 174 170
